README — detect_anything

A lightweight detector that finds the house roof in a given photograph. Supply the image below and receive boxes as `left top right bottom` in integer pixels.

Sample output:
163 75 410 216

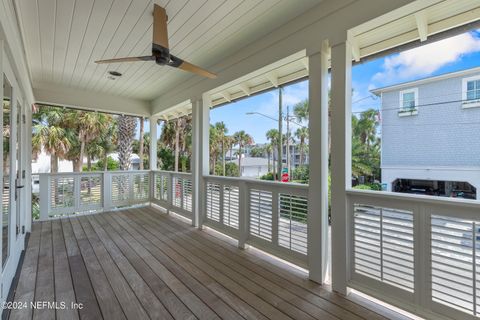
370 65 480 95
228 157 269 167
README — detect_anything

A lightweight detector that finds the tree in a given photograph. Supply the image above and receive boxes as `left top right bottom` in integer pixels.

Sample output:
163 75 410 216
214 122 228 176
249 146 265 157
266 129 280 180
265 143 273 173
117 115 137 170
295 127 308 166
233 130 253 176
32 107 71 173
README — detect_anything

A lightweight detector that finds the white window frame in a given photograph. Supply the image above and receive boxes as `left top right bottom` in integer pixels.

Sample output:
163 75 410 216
399 88 418 116
462 75 480 109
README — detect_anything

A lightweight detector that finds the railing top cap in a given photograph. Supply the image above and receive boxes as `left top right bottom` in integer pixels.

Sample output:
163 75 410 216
38 170 151 176
204 175 309 190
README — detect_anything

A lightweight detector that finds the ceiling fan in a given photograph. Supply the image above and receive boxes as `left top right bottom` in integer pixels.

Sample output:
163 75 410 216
95 4 217 79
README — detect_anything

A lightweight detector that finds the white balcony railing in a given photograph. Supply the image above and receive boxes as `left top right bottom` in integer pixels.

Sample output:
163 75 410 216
38 170 151 220
151 170 193 219
347 189 480 320
203 176 308 268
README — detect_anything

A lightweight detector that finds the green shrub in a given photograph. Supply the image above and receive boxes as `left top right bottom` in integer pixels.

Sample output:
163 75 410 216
260 172 274 180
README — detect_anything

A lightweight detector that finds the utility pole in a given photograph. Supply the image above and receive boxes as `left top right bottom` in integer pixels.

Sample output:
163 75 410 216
286 105 290 181
277 87 283 181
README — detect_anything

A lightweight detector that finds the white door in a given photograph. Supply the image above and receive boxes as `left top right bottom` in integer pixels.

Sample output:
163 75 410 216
1 55 24 301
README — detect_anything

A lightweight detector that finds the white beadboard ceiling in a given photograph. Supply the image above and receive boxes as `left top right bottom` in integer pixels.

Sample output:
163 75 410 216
14 0 322 102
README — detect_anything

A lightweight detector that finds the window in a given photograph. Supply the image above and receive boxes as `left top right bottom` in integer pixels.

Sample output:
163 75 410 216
399 88 418 116
462 75 480 108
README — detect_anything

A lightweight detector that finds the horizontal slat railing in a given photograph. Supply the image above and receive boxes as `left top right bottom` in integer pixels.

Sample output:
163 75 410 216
347 189 480 320
204 176 309 268
38 170 151 220
151 170 193 219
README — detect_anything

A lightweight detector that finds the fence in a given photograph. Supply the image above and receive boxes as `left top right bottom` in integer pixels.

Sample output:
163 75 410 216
347 189 480 320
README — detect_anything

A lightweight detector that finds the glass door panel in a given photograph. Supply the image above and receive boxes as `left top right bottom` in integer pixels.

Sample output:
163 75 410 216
2 75 11 267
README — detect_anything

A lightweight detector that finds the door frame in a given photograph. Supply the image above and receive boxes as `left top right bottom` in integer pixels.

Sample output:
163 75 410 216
1 41 25 301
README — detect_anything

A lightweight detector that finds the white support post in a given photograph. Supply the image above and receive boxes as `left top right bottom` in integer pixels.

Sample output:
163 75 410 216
103 172 112 212
192 95 210 228
238 180 249 249
39 174 50 221
330 39 353 295
149 116 158 170
307 41 330 284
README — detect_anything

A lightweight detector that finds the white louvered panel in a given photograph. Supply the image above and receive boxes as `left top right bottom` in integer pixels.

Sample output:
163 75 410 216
155 174 169 201
182 178 192 212
431 215 480 315
172 177 182 208
223 185 239 229
206 182 221 222
79 175 102 208
353 204 414 292
250 189 273 241
133 173 150 201
2 176 9 215
50 176 75 211
278 194 308 254
111 174 131 205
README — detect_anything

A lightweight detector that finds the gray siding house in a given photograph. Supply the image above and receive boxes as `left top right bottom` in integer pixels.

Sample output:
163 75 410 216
371 67 480 199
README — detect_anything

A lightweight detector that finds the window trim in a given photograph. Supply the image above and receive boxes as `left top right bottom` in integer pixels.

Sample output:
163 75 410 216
462 75 480 109
399 88 418 116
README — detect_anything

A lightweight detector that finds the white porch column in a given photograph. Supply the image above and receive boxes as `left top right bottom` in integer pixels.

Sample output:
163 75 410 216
330 39 352 295
192 95 210 228
149 116 158 170
307 41 330 284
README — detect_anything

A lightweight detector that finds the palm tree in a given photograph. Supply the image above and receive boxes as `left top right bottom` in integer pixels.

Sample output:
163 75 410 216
266 129 280 180
209 125 219 173
233 131 253 177
117 115 137 170
295 127 308 166
214 122 228 176
265 143 273 173
293 99 309 122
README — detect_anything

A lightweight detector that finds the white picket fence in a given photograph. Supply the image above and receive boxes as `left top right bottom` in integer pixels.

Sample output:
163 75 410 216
347 189 480 320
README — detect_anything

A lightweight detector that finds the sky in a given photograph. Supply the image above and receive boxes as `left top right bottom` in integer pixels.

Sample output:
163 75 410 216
209 29 480 144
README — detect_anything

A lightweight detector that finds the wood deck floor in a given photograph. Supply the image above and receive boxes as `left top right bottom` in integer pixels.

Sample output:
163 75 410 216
8 207 407 320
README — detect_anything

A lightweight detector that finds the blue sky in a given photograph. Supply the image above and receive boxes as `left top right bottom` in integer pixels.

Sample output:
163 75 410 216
210 30 480 144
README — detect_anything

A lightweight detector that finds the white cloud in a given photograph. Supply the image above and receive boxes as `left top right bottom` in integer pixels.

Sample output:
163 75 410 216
372 32 480 84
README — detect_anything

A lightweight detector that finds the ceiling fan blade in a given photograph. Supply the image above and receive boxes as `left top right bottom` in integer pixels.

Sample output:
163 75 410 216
95 56 155 64
168 55 216 79
153 4 169 49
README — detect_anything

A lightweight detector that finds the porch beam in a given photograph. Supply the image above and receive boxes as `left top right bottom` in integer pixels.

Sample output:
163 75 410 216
192 95 210 228
415 11 428 42
149 116 158 170
307 41 330 284
330 39 352 295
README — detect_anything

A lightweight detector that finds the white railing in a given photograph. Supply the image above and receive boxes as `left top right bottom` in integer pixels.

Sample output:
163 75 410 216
347 189 480 320
204 176 309 268
151 170 193 219
38 170 151 220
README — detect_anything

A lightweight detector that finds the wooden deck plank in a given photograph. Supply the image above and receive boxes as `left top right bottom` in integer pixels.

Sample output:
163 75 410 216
125 210 328 320
32 221 55 320
81 215 174 320
10 223 42 320
51 220 79 320
116 211 294 320
61 217 103 320
145 207 388 320
71 218 149 320
91 214 197 320
140 208 368 320
102 212 267 320
10 207 405 320
102 212 222 320
67 218 126 320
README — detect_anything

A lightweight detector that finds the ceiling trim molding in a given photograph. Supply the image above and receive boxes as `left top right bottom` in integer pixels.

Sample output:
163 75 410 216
33 82 150 116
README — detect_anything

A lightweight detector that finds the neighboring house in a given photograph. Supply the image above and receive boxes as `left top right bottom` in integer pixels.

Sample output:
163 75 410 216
229 156 269 178
371 67 480 200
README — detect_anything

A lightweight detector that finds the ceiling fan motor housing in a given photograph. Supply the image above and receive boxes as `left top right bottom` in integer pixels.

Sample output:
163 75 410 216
152 43 170 65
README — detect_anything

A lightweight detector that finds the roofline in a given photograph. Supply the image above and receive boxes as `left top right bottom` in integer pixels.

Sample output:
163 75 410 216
370 66 480 95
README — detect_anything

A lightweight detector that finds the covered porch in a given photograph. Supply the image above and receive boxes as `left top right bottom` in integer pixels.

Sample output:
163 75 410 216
10 207 400 320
